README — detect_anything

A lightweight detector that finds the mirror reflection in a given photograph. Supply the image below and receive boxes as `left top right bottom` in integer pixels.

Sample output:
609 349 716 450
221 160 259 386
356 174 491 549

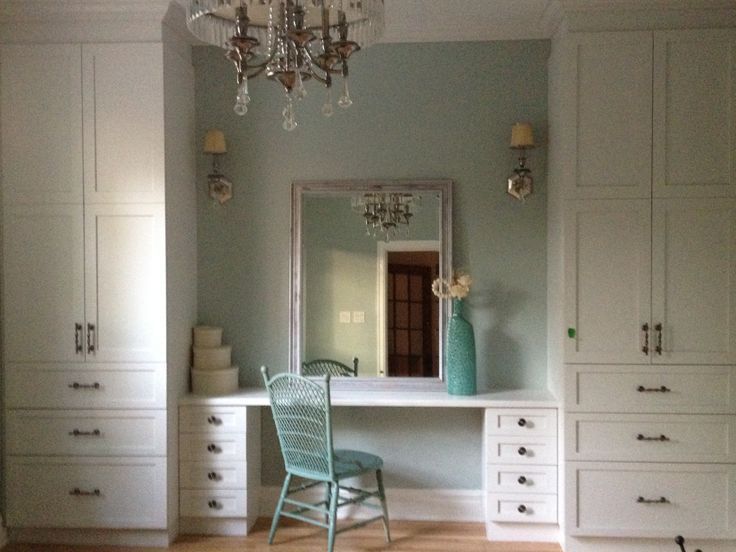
291 181 452 382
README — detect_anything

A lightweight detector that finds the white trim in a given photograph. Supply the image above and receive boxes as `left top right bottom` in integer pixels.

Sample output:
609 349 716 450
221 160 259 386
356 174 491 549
179 517 253 536
261 485 483 523
8 528 170 547
376 240 441 379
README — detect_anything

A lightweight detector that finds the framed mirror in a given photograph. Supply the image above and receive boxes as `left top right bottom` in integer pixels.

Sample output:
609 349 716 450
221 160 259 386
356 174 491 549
290 180 453 389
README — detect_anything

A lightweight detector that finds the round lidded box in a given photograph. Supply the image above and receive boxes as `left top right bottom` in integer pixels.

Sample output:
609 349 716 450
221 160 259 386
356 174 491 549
193 326 223 348
193 345 232 370
191 366 239 395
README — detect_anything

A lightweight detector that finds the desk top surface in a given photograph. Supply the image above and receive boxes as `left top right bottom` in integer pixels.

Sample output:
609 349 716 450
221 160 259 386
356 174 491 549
180 387 558 408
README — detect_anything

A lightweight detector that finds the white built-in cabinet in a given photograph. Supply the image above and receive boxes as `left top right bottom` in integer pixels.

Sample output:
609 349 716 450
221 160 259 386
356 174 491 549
1 42 170 537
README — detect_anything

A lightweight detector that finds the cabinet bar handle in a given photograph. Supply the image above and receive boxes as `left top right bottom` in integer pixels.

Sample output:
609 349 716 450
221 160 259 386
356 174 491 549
75 323 83 354
68 382 101 390
517 447 527 456
637 385 671 393
655 323 663 355
69 429 101 437
207 416 222 425
69 487 101 497
87 323 96 354
517 504 527 513
517 476 527 485
637 496 669 504
641 323 650 355
637 433 670 442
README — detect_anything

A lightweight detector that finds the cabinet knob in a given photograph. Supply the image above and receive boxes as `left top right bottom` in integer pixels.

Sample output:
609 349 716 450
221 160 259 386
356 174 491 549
207 443 219 453
207 416 221 425
208 499 221 509
517 418 527 427
517 476 527 485
517 446 527 456
207 472 219 481
517 504 527 514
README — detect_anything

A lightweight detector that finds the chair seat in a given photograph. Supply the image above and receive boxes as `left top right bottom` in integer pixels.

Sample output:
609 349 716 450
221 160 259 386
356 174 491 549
334 449 383 478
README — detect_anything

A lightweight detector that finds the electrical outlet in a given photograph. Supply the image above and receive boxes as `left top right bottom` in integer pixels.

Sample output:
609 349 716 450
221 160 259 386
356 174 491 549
352 311 365 323
339 311 351 323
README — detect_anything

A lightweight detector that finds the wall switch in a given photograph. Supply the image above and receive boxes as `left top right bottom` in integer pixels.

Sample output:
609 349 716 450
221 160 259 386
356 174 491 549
352 311 365 324
339 311 351 323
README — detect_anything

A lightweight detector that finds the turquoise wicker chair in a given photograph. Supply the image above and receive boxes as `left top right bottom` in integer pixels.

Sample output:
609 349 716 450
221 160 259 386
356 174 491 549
302 357 359 377
261 366 390 552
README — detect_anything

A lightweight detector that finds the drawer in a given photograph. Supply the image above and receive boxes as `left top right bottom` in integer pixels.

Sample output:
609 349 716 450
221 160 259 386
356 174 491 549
5 363 166 409
6 456 167 529
486 465 557 494
180 406 246 434
180 433 246 462
485 408 557 437
566 462 736 538
486 493 557 524
7 409 166 456
180 489 248 518
566 413 736 463
486 436 557 465
180 461 247 490
565 364 736 414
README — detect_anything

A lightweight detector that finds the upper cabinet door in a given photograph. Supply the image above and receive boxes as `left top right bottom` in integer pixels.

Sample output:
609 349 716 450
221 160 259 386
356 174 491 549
564 200 652 364
651 199 736 365
3 205 85 362
82 44 165 204
0 45 83 204
653 30 736 198
564 33 653 199
84 203 166 363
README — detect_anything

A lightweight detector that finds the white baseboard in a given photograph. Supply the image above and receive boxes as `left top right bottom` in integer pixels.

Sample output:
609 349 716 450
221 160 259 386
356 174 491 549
8 528 170 547
260 485 484 523
179 516 255 536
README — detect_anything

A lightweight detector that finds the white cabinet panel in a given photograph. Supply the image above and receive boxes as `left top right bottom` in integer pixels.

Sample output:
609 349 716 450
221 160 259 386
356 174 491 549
6 410 166 457
6 456 167 529
567 413 736 463
653 29 736 198
180 434 247 463
486 436 557 466
5 363 166 410
179 406 248 434
179 462 247 490
652 199 736 364
486 465 557 495
0 44 83 204
82 43 164 204
484 408 556 437
3 205 85 362
180 490 248 518
565 365 736 414
85 203 166 362
564 200 652 363
567 462 736 538
486 493 557 524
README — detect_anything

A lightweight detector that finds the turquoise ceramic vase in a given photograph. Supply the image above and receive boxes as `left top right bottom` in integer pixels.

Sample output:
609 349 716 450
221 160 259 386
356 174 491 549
446 298 477 395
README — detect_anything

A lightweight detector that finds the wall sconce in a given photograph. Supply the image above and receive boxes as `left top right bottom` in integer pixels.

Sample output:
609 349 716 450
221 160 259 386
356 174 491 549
203 129 233 205
507 122 536 201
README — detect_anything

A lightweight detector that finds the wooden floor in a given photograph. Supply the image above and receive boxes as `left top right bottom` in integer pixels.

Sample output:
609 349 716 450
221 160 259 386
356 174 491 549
3 519 561 552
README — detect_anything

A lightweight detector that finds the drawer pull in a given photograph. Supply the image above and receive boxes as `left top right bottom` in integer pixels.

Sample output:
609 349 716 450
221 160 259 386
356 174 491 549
207 416 222 425
637 385 671 393
68 382 101 390
208 499 222 509
207 471 220 481
69 487 101 497
87 323 96 354
517 476 527 485
637 496 669 504
654 323 663 355
517 447 527 456
675 535 703 552
517 504 527 514
207 443 221 453
74 323 84 354
636 433 670 442
69 428 101 437
641 323 649 355
517 418 527 427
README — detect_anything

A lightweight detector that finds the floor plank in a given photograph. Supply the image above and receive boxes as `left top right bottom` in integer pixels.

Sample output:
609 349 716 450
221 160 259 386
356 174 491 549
2 519 561 552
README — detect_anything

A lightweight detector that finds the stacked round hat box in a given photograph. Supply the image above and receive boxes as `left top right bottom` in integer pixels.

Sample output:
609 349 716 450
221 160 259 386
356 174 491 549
191 326 239 395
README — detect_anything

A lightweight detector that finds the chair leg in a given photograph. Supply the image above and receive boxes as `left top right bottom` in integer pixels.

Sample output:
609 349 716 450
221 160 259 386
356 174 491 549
376 469 391 542
324 481 332 525
269 473 292 544
327 481 339 552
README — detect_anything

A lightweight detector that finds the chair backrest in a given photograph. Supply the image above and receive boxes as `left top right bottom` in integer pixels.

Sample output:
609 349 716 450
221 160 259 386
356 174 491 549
302 357 358 377
261 367 334 480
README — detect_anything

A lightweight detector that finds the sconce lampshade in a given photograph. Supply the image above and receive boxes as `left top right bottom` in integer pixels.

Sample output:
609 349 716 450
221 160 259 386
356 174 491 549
510 123 535 149
203 129 227 154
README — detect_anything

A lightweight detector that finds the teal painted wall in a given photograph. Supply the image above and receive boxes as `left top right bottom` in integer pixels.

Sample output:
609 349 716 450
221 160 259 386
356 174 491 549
194 40 549 488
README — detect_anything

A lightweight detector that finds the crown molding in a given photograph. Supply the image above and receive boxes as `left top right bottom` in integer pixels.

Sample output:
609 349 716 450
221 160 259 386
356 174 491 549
0 0 171 22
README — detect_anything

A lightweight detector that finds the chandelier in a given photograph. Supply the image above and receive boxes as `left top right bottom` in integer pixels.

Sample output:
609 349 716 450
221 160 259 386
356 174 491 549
352 192 420 241
186 0 384 130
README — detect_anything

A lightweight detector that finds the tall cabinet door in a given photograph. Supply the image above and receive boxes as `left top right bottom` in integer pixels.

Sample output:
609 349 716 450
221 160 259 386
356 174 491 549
652 199 736 364
0 44 83 204
84 204 166 363
82 44 164 204
3 205 85 362
653 29 736 198
564 200 652 364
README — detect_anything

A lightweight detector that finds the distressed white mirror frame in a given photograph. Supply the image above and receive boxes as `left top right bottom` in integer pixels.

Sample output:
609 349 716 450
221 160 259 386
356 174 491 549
290 179 453 390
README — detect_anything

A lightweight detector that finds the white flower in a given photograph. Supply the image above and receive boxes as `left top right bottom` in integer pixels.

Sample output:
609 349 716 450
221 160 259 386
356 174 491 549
432 270 472 299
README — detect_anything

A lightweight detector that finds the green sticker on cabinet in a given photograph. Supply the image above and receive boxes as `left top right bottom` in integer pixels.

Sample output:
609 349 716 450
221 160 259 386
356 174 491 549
567 328 576 338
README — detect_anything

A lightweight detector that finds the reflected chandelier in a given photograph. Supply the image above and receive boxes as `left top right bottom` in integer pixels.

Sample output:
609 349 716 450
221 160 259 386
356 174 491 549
186 0 385 130
352 192 420 241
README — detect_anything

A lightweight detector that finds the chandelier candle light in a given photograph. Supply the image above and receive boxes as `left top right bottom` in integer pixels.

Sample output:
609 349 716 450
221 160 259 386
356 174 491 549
186 0 385 131
352 192 419 242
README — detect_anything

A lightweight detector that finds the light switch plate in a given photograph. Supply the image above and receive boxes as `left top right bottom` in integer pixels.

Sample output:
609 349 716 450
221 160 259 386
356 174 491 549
352 311 365 324
339 311 351 323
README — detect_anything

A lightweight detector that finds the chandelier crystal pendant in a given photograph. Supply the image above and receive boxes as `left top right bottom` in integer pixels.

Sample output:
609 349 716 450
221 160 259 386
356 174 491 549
186 0 385 131
352 192 420 242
